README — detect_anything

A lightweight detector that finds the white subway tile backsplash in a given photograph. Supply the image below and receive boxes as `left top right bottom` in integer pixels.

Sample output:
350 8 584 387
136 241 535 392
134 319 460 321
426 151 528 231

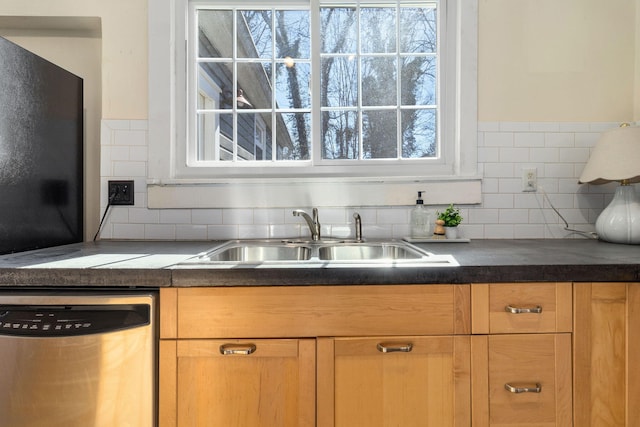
176 224 209 240
484 224 515 239
574 132 600 148
112 223 145 240
129 207 159 224
530 147 559 163
559 148 590 163
514 193 543 209
145 224 176 240
160 209 192 224
113 161 146 177
238 225 269 239
484 132 514 147
191 209 223 225
269 224 301 239
544 163 575 178
498 178 522 194
376 208 407 224
543 193 575 209
499 147 530 163
514 224 545 238
483 194 514 209
114 129 146 146
99 119 619 241
468 208 499 224
130 146 148 161
514 132 545 148
478 147 499 163
483 163 514 178
223 209 254 225
481 177 499 193
545 132 574 147
207 225 238 240
254 209 285 224
110 145 130 161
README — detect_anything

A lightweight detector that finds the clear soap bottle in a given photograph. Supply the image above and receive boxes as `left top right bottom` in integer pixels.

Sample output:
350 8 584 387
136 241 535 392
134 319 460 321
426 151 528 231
410 191 432 239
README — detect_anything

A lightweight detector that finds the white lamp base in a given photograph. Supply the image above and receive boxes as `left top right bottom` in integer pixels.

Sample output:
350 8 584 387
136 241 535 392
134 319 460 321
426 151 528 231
595 184 640 244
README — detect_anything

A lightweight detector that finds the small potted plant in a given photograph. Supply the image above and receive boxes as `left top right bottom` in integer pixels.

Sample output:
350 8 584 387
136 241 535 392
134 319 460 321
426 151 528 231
437 204 463 239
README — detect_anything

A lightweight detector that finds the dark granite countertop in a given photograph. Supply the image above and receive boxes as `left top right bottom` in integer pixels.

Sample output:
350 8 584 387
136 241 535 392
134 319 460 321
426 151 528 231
0 239 637 288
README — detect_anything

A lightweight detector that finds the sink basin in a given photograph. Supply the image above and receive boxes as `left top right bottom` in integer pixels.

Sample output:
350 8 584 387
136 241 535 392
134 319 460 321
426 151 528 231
318 243 424 261
197 241 312 262
177 239 457 268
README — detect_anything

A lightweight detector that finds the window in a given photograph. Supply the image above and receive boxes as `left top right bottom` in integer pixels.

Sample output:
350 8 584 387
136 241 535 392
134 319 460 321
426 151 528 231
148 0 479 208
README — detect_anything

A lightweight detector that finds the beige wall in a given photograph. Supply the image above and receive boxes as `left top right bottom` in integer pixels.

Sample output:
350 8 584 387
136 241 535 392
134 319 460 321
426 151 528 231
0 0 147 119
479 0 638 123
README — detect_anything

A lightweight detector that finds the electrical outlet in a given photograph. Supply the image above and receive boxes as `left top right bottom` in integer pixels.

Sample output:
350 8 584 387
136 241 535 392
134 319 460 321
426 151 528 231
522 168 537 192
108 180 135 205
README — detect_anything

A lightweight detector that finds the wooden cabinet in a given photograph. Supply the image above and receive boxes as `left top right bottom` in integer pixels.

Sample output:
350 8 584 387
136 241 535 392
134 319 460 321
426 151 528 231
317 336 471 427
160 338 315 427
159 285 471 427
573 282 640 426
471 283 573 427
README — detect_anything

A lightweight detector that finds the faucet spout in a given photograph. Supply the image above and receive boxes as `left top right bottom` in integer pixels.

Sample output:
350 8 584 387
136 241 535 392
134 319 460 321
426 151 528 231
293 208 321 241
353 212 363 242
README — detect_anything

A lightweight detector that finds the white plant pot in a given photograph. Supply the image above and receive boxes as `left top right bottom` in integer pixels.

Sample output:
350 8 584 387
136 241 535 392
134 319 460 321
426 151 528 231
444 226 458 240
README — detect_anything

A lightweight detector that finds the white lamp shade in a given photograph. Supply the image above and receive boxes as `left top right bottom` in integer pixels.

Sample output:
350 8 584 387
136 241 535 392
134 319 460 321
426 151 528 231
579 125 640 185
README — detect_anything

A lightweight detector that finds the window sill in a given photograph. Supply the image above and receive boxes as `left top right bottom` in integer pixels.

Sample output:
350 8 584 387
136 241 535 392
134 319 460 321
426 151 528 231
147 177 482 208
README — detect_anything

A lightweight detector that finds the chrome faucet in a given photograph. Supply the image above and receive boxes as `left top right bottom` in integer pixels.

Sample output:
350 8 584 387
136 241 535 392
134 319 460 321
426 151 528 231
293 208 321 241
353 212 363 242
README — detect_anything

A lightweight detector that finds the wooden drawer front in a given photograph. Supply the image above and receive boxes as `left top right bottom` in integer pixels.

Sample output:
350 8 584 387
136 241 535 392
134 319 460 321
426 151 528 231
472 283 572 334
487 334 572 426
175 285 470 338
318 336 471 427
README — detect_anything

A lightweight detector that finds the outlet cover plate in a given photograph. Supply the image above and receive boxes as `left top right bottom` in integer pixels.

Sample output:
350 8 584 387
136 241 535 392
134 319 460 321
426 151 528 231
108 180 135 205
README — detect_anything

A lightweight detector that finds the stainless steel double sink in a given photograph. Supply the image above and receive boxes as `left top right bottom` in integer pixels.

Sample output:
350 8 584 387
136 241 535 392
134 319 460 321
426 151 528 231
177 239 457 268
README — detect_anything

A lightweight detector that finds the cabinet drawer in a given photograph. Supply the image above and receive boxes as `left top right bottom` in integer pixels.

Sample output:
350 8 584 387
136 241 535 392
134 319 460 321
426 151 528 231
472 283 572 334
163 285 470 338
472 334 572 427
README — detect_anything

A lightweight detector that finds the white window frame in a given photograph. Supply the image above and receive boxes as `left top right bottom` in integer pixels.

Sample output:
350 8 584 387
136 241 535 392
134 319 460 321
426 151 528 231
148 0 480 208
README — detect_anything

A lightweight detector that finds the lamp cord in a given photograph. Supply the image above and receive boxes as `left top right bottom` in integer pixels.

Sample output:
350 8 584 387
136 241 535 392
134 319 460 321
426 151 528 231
539 186 598 240
93 192 117 241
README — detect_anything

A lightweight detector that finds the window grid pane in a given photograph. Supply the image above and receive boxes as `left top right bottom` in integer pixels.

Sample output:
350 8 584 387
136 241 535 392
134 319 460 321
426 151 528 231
191 1 438 165
320 1 438 161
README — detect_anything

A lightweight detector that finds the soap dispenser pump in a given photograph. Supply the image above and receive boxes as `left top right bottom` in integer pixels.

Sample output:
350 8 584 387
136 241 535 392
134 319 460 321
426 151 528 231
410 191 431 239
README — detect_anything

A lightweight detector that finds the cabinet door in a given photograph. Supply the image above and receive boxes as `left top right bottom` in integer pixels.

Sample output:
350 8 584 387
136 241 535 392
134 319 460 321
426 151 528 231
160 339 315 427
471 334 572 427
317 336 471 427
574 283 640 426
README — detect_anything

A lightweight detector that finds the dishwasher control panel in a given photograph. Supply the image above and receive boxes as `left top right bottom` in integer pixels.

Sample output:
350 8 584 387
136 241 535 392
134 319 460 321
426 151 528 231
0 304 150 337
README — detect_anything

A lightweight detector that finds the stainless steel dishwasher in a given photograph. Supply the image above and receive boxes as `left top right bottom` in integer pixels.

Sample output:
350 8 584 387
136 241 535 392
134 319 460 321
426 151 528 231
0 291 157 427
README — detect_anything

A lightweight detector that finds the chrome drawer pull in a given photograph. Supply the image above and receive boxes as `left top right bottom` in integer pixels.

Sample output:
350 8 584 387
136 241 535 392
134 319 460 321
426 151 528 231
504 383 542 394
377 342 413 353
505 304 542 314
219 343 257 355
